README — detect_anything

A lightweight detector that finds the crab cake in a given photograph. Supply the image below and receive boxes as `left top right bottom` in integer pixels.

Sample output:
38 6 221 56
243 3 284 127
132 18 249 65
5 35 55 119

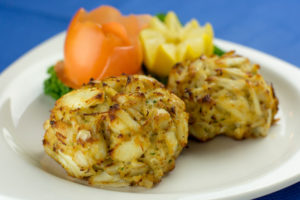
43 75 188 188
168 51 278 141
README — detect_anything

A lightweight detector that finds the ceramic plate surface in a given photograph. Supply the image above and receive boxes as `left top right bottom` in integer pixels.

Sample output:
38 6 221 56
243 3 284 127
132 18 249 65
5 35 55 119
0 33 300 200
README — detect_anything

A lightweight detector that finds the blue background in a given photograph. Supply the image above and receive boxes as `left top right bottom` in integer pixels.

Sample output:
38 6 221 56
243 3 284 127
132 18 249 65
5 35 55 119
0 0 299 199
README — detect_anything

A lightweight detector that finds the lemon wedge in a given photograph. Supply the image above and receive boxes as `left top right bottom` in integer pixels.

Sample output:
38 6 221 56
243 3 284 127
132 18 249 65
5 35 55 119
140 30 165 70
140 12 214 77
152 44 177 75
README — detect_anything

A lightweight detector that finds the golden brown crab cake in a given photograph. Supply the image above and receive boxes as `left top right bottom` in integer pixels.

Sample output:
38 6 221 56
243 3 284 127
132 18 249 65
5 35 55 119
43 75 188 188
168 51 278 141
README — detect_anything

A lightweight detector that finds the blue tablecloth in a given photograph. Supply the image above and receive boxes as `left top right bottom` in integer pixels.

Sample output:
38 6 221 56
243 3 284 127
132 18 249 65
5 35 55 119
0 0 299 199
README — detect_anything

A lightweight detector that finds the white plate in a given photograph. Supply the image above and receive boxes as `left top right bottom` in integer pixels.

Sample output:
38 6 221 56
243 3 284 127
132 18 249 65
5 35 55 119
0 32 300 200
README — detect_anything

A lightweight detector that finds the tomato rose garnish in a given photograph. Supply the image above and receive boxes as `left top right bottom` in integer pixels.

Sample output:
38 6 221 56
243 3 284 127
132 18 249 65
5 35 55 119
56 6 151 88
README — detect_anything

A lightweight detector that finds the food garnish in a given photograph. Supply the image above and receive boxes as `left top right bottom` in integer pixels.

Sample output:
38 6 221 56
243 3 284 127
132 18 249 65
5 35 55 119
213 45 226 56
140 11 214 77
168 51 279 141
56 5 151 89
43 75 188 188
154 13 225 57
44 66 72 100
43 9 226 99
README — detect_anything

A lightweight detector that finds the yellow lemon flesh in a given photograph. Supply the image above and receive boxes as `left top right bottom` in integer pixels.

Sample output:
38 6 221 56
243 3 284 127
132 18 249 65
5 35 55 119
140 12 214 77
